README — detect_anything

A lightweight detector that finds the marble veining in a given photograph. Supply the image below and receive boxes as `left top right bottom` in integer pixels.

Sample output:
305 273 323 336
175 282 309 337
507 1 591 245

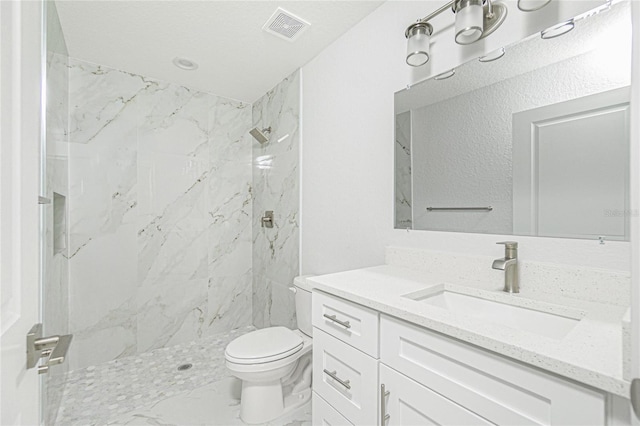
67 58 254 369
394 111 412 229
252 71 301 329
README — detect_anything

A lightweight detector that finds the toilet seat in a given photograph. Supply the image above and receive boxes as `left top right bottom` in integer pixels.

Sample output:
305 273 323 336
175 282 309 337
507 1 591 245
225 326 303 365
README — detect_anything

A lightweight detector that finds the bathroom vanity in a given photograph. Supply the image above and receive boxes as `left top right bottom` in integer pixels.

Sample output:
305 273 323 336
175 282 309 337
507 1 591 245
308 258 631 425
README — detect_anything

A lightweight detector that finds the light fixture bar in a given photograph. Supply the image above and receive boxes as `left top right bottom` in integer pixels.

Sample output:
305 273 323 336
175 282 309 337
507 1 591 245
407 0 506 39
418 0 456 25
405 0 507 66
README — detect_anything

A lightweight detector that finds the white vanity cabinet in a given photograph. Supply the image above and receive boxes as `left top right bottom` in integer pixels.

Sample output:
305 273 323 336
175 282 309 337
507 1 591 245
380 363 495 425
312 290 379 356
312 291 380 425
312 392 353 425
380 315 606 425
312 291 612 426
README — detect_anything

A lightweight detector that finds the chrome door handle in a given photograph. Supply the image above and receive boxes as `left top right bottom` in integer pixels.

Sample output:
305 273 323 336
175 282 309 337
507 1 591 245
381 383 390 425
323 313 351 329
323 369 351 389
27 323 73 374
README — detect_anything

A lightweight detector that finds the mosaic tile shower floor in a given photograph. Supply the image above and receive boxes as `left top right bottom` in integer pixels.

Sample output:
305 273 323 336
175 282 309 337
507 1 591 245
54 326 311 426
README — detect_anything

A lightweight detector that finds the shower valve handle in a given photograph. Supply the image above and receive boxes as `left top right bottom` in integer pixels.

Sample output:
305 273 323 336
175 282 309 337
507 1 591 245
261 211 274 228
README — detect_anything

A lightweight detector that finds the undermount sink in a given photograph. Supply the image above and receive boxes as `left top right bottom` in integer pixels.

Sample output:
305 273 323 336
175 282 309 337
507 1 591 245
405 288 583 340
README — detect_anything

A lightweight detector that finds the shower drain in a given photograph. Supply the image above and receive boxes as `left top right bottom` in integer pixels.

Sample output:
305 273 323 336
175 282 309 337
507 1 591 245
177 363 193 371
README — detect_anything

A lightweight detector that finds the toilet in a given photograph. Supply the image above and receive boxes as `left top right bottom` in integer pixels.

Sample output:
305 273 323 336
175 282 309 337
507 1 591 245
225 276 313 424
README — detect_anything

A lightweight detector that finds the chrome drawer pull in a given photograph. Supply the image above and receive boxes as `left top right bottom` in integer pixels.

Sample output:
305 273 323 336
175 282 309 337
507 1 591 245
323 369 351 390
381 383 390 425
323 313 351 329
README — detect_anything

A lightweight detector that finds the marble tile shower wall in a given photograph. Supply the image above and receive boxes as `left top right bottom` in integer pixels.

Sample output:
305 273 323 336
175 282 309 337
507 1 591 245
395 111 412 229
252 71 300 329
67 58 253 370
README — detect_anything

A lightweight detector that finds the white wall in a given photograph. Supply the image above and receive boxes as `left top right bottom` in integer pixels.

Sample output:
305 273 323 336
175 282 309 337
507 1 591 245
301 0 632 275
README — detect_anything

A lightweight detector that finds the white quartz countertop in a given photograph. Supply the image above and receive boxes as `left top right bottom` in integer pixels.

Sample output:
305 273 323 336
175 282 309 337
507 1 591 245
307 265 630 397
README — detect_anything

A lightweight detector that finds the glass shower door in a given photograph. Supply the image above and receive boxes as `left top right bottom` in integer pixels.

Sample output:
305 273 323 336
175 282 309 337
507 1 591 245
41 1 71 424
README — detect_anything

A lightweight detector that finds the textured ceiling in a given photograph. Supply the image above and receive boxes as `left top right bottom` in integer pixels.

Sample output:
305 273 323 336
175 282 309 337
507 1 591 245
55 1 384 103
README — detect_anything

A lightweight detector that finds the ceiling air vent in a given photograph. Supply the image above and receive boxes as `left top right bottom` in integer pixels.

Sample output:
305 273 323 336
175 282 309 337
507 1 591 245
262 8 310 42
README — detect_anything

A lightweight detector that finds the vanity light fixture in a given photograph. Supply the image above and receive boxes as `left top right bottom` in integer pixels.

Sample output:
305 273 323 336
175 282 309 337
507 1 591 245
517 0 551 12
406 22 433 66
434 69 456 80
173 57 198 71
478 47 505 62
405 0 507 66
540 19 574 39
455 0 484 44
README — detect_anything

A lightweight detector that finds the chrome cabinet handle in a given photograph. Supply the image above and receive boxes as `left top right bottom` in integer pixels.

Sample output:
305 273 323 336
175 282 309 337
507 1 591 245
381 383 390 425
323 369 351 390
323 313 351 329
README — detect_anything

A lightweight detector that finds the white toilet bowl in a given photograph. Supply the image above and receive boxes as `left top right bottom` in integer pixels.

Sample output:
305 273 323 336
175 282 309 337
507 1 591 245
224 276 314 424
225 327 312 424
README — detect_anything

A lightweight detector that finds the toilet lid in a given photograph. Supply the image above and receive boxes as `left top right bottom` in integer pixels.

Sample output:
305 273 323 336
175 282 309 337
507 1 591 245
225 327 304 364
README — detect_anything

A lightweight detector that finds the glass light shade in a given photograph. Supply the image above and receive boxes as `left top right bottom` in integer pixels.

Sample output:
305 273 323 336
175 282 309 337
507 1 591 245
406 23 433 67
518 0 552 12
478 47 505 62
455 0 483 45
541 19 574 39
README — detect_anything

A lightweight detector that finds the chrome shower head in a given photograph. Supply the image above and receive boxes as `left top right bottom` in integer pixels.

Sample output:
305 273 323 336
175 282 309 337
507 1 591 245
249 127 271 144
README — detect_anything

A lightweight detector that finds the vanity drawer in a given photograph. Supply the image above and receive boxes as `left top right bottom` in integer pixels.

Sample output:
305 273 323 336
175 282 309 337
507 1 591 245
313 328 378 425
312 291 379 357
380 315 605 425
312 392 354 425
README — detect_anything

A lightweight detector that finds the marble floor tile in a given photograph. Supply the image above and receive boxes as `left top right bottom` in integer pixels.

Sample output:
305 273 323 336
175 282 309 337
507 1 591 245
55 326 277 426
107 377 311 426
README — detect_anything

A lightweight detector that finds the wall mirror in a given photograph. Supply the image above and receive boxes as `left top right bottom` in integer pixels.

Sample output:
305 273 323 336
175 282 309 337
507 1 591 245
394 1 632 241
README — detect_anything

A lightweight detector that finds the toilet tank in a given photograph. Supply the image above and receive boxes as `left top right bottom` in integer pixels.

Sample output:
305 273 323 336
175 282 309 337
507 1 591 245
293 276 313 337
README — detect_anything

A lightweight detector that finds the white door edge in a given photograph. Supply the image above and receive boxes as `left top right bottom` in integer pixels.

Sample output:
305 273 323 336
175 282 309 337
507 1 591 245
630 0 640 423
0 0 44 424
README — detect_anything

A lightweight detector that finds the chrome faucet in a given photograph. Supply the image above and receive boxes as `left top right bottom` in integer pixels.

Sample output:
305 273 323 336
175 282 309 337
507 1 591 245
492 241 519 293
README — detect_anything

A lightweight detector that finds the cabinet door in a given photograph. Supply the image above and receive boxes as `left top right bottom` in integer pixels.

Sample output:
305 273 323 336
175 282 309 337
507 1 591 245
313 328 379 425
381 315 606 425
312 392 354 426
380 364 494 426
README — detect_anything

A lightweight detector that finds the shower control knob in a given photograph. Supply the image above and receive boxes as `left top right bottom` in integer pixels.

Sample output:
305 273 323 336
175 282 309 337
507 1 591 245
261 211 274 228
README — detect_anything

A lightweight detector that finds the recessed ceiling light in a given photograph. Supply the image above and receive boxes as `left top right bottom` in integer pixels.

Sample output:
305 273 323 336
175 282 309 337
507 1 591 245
173 57 198 71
